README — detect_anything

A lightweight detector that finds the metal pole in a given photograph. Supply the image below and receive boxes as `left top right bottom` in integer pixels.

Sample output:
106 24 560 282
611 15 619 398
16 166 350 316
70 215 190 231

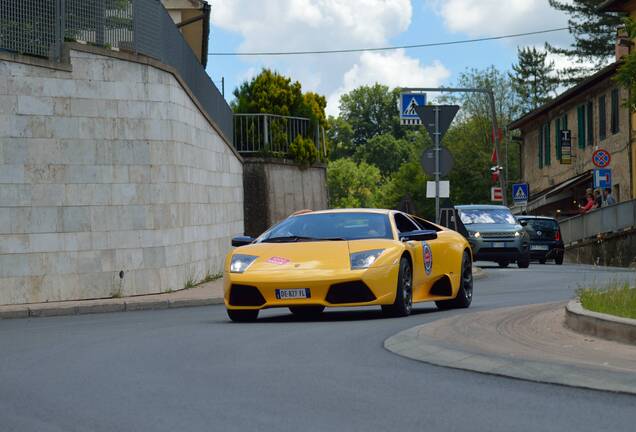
434 106 441 223
487 90 507 205
221 77 225 98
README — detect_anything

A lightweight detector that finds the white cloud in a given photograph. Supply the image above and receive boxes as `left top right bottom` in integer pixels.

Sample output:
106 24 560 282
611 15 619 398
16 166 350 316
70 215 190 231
327 49 450 115
212 0 450 114
427 0 572 48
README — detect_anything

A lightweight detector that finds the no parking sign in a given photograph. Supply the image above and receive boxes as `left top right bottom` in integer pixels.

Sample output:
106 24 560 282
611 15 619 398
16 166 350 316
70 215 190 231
592 149 611 168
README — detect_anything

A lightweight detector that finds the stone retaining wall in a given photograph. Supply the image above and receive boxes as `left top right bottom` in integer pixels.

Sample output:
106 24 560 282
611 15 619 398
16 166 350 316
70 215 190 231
0 47 243 305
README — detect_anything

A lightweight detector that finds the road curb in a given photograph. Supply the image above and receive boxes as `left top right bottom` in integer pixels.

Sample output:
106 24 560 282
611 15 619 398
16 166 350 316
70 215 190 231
385 306 636 395
565 300 636 346
0 296 225 320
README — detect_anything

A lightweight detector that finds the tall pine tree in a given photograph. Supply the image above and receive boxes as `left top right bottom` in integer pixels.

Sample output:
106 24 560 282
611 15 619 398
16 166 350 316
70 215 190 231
510 47 558 113
546 0 622 84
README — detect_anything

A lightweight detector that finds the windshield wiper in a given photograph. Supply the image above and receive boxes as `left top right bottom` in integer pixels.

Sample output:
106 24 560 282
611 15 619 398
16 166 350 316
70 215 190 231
261 236 346 243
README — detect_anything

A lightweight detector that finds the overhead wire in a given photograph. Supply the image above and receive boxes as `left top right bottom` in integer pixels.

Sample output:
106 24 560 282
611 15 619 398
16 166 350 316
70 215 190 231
208 27 571 56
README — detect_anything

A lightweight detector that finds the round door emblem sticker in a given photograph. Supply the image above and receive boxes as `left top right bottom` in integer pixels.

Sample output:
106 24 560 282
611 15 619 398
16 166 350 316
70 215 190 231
422 242 433 275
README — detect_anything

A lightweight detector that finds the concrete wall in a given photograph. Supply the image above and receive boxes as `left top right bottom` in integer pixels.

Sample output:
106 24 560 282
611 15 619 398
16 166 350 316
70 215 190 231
242 158 328 237
0 47 243 305
565 229 636 267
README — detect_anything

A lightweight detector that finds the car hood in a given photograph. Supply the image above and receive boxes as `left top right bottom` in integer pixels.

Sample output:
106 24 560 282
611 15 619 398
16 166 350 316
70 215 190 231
464 223 522 233
231 239 398 272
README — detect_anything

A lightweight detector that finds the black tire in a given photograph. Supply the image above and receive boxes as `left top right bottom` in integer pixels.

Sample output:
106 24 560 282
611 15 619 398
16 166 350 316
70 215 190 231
436 251 473 310
517 255 530 268
498 260 509 268
539 258 547 264
382 257 413 317
227 309 259 322
289 306 325 318
555 253 564 265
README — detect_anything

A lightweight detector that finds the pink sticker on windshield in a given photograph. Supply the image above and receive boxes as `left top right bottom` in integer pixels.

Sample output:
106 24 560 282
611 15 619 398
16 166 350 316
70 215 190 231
267 256 290 265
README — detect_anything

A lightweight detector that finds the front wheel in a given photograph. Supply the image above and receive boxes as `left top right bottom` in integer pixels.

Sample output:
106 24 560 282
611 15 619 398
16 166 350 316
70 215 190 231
382 257 413 317
436 251 473 310
227 309 259 322
517 255 530 269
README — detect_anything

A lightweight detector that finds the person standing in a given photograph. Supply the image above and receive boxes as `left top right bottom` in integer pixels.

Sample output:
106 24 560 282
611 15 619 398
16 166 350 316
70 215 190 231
579 191 595 214
593 189 603 209
603 188 616 206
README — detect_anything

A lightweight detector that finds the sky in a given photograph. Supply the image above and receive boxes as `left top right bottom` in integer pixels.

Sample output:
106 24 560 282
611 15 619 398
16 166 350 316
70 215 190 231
206 0 575 116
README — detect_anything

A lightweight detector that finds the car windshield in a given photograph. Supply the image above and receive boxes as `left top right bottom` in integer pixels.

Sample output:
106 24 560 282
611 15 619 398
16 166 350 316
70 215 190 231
258 212 393 242
520 218 558 233
458 208 517 225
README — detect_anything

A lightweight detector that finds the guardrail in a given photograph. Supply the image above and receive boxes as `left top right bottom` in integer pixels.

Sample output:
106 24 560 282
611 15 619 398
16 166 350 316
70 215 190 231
234 113 326 157
559 199 636 245
0 0 232 143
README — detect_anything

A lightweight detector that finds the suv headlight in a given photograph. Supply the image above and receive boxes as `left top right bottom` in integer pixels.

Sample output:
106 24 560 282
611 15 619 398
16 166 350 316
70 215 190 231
469 231 481 238
514 231 521 237
230 254 258 273
350 249 384 269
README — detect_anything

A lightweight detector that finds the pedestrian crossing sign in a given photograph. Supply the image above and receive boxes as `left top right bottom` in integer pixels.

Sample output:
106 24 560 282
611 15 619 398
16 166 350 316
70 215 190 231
512 183 529 205
400 93 427 125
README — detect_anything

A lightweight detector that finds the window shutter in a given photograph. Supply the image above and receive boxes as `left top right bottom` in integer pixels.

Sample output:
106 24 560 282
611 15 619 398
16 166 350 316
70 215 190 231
538 127 543 169
555 118 561 160
577 105 586 149
586 101 593 146
544 122 551 166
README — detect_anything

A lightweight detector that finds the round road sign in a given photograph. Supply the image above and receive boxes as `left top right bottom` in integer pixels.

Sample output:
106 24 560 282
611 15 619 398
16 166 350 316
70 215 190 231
421 147 454 177
592 149 611 168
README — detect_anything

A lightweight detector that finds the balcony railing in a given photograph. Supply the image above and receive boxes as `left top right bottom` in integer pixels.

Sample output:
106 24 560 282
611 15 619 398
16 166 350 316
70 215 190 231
233 113 326 157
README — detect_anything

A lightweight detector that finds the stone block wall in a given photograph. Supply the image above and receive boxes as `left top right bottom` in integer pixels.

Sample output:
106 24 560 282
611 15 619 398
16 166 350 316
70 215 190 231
243 158 328 237
0 48 243 305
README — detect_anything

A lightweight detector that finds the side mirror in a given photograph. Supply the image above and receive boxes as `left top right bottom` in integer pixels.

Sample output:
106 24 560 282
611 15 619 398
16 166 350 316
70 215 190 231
231 235 255 247
519 220 528 227
400 229 438 242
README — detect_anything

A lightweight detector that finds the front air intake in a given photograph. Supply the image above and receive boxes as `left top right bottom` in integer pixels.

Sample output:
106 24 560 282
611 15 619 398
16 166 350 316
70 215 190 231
326 281 376 304
229 285 266 306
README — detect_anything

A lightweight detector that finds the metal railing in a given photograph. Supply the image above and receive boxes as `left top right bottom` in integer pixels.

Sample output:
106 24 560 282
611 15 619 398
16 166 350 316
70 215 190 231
559 199 636 245
0 0 232 142
234 113 325 157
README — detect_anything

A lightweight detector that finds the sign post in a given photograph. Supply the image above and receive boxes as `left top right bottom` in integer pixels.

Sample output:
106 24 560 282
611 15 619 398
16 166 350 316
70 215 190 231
415 105 460 222
593 169 612 189
399 93 427 125
512 183 529 207
560 130 572 165
592 149 611 169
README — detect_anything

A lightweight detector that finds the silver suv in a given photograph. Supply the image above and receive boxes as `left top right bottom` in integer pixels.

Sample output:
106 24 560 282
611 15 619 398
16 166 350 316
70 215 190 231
456 205 530 268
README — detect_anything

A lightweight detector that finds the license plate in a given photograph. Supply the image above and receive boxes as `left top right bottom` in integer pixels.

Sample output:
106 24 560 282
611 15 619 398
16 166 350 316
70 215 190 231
531 245 549 251
275 288 310 300
492 242 505 248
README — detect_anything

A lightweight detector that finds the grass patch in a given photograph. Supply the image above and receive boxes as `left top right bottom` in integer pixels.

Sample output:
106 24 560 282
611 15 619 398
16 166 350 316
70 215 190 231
183 272 222 290
577 282 636 320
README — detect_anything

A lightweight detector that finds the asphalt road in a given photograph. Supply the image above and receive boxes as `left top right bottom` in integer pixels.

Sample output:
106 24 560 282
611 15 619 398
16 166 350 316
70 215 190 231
1 263 636 432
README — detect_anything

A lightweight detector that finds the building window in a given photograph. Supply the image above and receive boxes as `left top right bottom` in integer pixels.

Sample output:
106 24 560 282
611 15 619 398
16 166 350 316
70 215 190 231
577 105 585 149
599 95 606 141
586 101 594 146
611 88 619 134
543 122 551 166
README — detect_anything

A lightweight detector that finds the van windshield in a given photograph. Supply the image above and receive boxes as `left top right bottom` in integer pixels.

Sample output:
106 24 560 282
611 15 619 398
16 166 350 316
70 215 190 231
458 208 516 225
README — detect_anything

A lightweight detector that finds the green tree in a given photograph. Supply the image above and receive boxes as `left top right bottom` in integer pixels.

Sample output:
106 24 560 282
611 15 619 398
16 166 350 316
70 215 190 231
546 0 622 84
353 133 414 176
326 116 355 160
510 47 559 113
327 158 381 208
232 69 304 116
338 84 403 146
374 161 433 218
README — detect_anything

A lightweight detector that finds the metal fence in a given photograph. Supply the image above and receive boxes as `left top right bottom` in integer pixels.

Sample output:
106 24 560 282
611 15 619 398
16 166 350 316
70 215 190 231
559 199 636 245
0 0 232 142
234 113 326 157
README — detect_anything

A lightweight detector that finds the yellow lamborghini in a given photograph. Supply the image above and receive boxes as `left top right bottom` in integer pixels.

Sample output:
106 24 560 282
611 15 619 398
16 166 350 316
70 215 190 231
223 209 473 322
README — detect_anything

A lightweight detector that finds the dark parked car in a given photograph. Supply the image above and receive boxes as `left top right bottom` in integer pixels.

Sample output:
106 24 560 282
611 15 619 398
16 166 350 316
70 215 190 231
515 216 564 265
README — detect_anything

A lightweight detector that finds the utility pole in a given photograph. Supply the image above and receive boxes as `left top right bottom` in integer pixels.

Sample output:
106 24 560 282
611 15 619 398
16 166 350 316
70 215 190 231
434 107 441 222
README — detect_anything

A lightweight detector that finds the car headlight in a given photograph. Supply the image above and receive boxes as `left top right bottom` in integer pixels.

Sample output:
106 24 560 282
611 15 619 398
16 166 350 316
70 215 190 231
350 249 384 270
469 231 481 238
514 231 521 237
230 254 258 273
